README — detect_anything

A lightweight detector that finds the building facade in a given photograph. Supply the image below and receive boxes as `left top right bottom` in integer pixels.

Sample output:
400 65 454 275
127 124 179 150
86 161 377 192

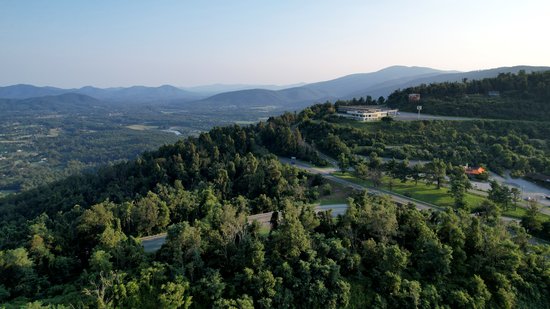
337 105 399 122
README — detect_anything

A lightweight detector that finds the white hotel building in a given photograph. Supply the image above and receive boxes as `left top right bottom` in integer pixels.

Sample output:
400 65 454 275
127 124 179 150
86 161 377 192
337 105 399 122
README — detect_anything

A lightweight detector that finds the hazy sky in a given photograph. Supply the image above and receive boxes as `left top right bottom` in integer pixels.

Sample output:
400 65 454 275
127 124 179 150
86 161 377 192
1 0 549 88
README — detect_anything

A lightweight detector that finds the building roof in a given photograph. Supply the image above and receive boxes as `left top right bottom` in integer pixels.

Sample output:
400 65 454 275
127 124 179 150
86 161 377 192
465 166 486 175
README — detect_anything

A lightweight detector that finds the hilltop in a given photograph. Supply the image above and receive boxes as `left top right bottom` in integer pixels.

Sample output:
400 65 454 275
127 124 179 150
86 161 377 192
0 93 103 115
3 65 550 111
386 70 550 121
1 98 549 307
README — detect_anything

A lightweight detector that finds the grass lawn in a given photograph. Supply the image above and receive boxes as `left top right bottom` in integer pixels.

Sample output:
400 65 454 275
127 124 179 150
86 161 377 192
332 171 468 207
332 171 373 186
331 171 550 222
501 206 550 222
125 124 158 131
502 207 528 220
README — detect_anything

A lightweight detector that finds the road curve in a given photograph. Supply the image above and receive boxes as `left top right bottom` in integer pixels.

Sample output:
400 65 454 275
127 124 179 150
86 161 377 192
281 156 522 223
142 203 350 253
142 156 528 252
281 156 439 212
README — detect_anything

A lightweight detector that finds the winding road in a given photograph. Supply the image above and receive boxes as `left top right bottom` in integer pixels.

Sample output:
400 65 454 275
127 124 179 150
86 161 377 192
142 203 348 253
142 156 529 252
280 157 440 212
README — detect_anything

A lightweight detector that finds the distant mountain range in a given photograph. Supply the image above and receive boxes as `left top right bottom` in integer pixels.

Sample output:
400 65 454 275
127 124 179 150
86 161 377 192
181 83 307 95
2 65 549 111
0 93 104 115
0 84 201 103
185 66 453 110
181 65 550 111
345 65 550 100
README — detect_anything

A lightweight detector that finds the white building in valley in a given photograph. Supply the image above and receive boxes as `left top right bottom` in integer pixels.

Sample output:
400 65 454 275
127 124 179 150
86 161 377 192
337 105 399 122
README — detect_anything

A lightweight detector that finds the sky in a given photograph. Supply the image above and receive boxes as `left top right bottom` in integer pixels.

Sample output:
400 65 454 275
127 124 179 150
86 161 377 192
1 0 550 88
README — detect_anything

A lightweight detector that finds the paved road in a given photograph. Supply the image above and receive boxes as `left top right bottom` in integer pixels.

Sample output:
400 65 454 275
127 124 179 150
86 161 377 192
473 171 550 210
143 156 535 252
141 233 167 252
142 203 349 252
246 203 349 228
394 112 478 121
282 156 439 212
285 156 527 222
317 204 348 216
360 155 549 214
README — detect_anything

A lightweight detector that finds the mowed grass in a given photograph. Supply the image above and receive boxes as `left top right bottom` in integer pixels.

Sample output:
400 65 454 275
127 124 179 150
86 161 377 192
332 171 550 221
334 171 486 208
502 206 550 222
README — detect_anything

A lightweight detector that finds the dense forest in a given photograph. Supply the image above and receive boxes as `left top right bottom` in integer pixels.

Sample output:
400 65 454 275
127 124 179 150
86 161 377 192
385 70 550 120
1 107 549 307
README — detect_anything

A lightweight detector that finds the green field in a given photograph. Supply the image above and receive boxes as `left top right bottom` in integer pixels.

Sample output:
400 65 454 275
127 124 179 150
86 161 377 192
332 171 550 221
332 171 464 206
125 124 159 131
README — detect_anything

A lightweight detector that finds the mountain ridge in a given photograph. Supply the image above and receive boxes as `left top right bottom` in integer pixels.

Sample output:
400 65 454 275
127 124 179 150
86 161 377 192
0 93 104 114
181 65 550 111
0 84 201 103
3 65 550 110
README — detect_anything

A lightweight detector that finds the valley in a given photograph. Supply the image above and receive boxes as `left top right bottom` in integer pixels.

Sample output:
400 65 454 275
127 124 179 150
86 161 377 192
0 99 272 193
3 1 550 307
1 69 550 308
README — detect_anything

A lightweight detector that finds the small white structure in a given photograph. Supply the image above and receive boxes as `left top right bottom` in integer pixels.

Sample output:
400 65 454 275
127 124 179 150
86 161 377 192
337 106 398 122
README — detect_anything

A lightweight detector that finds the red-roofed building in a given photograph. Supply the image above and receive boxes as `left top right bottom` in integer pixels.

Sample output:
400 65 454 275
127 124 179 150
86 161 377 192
465 166 486 176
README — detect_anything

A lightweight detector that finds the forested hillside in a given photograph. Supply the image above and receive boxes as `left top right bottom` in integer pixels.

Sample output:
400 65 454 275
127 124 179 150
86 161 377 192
300 107 550 177
0 108 549 308
386 70 550 120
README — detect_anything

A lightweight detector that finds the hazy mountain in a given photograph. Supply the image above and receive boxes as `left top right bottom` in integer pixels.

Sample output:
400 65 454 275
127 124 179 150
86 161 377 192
77 85 202 102
0 84 202 103
304 66 454 97
392 65 550 86
4 65 549 111
182 66 451 110
181 82 307 95
0 84 66 99
179 65 550 111
345 65 550 99
0 93 104 114
191 86 331 110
